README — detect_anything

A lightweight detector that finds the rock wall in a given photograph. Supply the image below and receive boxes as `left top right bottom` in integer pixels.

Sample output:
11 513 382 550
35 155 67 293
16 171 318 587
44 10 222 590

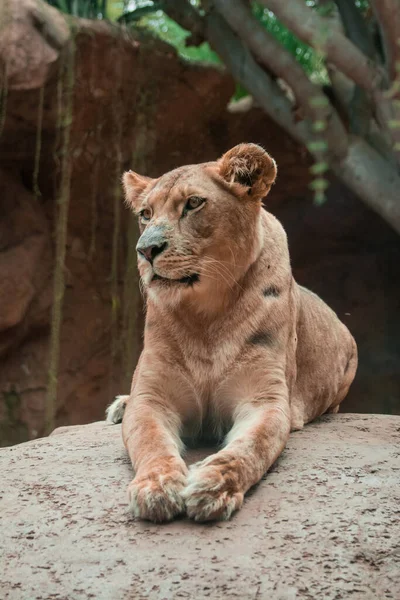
0 1 399 446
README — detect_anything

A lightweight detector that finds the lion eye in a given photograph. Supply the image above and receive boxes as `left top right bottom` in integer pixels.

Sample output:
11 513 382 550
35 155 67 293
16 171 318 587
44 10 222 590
139 208 152 223
185 196 205 211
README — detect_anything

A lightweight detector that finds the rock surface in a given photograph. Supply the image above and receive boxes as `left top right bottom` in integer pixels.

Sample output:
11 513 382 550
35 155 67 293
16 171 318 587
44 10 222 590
1 414 399 599
1 0 400 445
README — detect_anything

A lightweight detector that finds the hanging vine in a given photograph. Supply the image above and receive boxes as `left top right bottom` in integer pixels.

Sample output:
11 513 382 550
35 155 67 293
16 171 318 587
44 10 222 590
122 212 141 392
45 29 76 435
122 42 158 391
0 1 9 140
88 148 100 259
307 24 330 206
88 38 101 260
33 85 45 198
109 38 124 386
0 61 8 140
308 93 329 205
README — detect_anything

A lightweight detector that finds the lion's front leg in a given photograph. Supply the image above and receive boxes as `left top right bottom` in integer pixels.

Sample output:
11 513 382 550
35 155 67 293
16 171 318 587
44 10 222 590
184 394 290 522
122 396 188 523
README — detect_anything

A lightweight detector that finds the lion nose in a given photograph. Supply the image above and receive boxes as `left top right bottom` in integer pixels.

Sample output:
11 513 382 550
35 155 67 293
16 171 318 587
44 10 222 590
137 241 167 264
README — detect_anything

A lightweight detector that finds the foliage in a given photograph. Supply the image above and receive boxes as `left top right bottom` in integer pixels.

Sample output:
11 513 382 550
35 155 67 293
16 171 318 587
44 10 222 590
136 9 221 65
45 0 331 104
45 0 326 78
251 3 328 83
43 0 371 78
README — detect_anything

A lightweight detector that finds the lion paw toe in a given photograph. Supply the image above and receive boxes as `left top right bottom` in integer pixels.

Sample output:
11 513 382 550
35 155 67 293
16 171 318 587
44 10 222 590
183 466 243 522
128 472 186 523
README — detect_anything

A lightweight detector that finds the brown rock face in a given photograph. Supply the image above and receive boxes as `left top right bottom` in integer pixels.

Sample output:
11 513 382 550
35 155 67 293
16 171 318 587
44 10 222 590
0 1 399 445
0 168 51 348
1 414 399 599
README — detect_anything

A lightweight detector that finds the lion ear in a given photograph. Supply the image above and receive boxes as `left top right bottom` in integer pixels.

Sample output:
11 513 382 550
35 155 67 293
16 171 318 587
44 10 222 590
218 143 277 200
122 171 153 210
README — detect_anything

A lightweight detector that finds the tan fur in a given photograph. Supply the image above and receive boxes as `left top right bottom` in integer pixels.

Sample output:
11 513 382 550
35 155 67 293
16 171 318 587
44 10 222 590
109 143 357 523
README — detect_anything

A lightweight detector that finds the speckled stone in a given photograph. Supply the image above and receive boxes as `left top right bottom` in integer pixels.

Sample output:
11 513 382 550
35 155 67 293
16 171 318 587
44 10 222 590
1 414 399 600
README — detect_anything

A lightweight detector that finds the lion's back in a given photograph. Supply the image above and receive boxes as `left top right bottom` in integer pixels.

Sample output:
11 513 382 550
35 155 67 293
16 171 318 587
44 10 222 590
292 285 357 424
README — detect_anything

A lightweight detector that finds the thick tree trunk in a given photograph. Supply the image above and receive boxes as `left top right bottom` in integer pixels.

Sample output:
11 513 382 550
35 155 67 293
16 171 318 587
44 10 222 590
332 138 400 232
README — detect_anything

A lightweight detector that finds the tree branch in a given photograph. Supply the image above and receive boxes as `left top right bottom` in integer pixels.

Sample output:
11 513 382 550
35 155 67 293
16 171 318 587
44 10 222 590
213 0 348 158
333 0 374 137
370 0 400 81
259 0 385 93
334 0 376 59
261 0 400 159
202 11 307 144
162 0 205 46
332 136 400 234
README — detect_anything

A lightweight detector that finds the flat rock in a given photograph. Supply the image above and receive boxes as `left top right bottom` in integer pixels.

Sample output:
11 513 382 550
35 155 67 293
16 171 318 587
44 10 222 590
1 414 399 599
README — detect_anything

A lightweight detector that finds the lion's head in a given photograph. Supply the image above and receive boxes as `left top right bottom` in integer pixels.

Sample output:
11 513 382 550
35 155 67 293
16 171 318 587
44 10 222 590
123 144 277 306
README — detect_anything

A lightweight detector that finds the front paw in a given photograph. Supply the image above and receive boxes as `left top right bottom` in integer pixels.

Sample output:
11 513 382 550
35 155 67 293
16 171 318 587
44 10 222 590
128 470 187 523
183 457 244 522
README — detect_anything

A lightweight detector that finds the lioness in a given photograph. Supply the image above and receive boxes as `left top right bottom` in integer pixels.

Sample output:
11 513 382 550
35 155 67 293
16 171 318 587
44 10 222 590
107 143 357 523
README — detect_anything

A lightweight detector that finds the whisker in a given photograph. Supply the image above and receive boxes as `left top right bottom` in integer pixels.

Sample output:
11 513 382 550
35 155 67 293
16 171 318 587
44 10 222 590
197 265 237 293
203 255 247 269
201 258 236 280
201 258 244 291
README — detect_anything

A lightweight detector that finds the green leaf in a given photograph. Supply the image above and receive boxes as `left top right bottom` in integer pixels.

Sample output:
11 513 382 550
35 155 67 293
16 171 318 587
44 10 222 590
309 177 329 191
310 161 329 175
312 120 327 132
307 140 328 153
314 191 327 206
